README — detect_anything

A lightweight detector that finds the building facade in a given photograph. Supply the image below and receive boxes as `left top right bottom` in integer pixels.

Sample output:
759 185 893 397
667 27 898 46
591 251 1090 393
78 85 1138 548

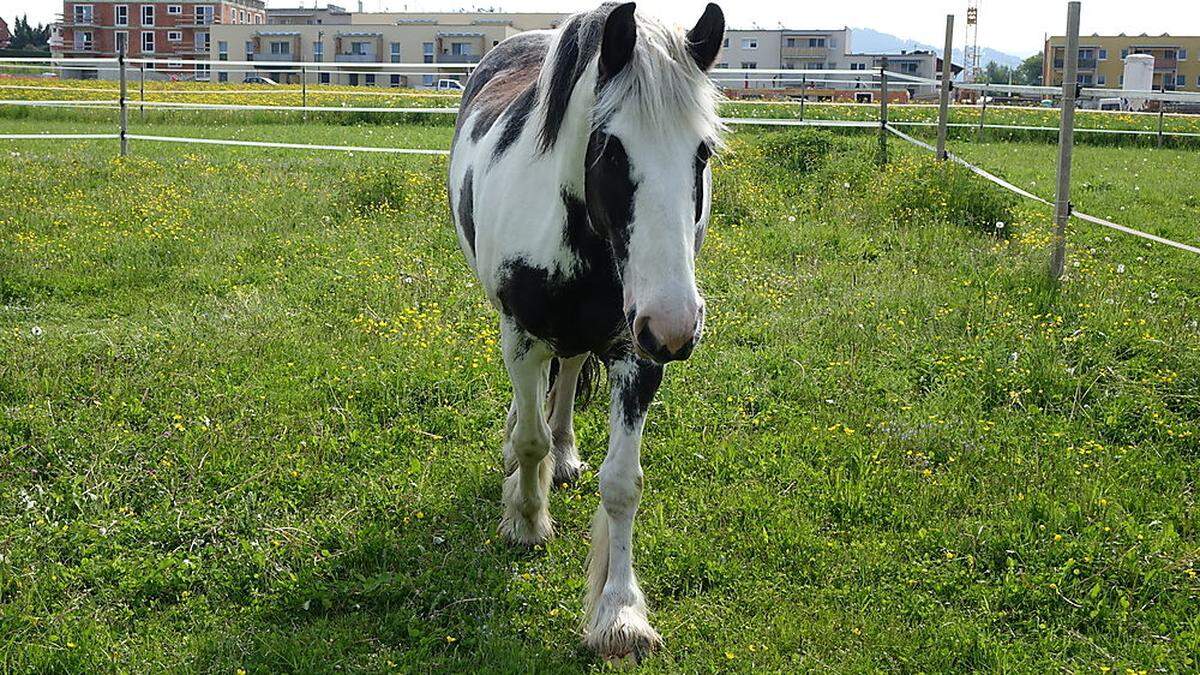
1044 34 1200 91
53 0 266 78
207 11 566 87
713 27 949 98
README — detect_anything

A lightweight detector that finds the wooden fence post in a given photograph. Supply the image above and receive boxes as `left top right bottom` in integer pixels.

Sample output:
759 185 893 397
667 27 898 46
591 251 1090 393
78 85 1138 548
936 14 955 160
119 45 128 157
878 58 888 166
139 63 145 122
799 75 806 121
1050 1 1081 281
978 86 988 135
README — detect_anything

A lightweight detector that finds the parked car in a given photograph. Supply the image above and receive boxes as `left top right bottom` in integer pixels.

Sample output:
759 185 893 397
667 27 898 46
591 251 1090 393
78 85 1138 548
435 79 465 92
243 75 278 86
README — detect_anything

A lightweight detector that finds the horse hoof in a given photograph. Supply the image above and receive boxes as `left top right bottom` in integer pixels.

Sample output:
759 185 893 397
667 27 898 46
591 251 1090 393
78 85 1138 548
553 460 587 488
583 604 662 663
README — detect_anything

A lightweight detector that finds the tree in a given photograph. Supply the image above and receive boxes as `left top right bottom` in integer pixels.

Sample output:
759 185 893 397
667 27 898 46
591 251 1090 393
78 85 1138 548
9 15 51 51
983 60 1014 84
1014 52 1044 86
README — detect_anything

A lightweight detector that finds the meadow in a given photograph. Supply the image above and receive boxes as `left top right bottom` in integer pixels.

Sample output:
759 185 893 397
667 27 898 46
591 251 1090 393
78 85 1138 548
1 100 1199 672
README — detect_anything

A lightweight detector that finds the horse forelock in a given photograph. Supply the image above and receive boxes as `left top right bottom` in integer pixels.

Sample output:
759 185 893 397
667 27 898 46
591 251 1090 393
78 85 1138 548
531 4 724 156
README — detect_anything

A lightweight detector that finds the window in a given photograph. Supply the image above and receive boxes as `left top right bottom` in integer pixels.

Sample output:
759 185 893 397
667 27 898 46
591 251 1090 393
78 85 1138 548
451 42 473 56
167 31 182 42
1098 48 1107 60
73 5 94 24
808 37 826 48
741 38 757 49
245 40 254 58
349 73 359 86
1179 48 1188 60
115 5 128 26
850 62 866 71
269 40 290 55
740 61 756 69
1120 48 1129 59
319 72 330 84
312 41 323 61
350 41 369 56
218 40 228 60
390 73 401 87
785 37 795 48
196 5 214 25
195 32 208 51
423 74 435 86
141 31 154 53
1097 74 1106 86
115 30 128 51
141 5 154 26
365 74 375 85
1177 74 1187 87
167 5 181 14
721 37 728 48
74 30 93 50
195 63 210 79
218 71 228 82
239 10 246 23
390 42 401 63
422 41 434 64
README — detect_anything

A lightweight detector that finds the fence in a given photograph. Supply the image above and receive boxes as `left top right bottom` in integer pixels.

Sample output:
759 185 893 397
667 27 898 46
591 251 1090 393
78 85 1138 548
2 3 1198 273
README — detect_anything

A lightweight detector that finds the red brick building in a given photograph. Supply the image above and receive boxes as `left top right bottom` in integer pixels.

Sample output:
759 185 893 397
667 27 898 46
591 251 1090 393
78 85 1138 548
0 18 12 49
53 0 266 79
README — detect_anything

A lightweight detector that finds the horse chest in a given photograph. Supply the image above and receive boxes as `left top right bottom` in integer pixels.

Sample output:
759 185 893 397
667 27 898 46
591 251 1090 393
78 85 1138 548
495 255 625 358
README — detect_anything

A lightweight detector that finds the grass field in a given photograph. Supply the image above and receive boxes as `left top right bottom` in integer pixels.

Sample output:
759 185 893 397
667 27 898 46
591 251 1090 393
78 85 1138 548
2 110 1199 672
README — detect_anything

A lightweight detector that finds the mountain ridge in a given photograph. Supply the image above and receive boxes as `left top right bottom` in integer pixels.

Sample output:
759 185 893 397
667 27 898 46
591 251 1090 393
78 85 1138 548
849 27 1030 69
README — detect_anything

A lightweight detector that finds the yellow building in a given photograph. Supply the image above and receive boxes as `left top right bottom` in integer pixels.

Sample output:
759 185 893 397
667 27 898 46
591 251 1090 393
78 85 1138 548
1044 34 1200 91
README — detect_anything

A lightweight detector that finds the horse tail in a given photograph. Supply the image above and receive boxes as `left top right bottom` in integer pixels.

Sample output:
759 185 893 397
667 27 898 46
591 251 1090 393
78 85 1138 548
574 354 602 410
547 354 603 412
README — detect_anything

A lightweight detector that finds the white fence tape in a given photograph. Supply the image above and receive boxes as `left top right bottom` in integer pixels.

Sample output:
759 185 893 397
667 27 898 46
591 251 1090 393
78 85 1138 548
124 134 450 155
885 124 1200 256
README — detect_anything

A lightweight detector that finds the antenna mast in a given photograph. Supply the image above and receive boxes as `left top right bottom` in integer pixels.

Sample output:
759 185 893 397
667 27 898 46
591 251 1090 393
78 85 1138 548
965 0 981 81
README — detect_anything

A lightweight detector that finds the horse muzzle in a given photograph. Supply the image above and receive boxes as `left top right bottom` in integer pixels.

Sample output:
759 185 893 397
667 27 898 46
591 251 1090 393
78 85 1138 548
630 302 705 364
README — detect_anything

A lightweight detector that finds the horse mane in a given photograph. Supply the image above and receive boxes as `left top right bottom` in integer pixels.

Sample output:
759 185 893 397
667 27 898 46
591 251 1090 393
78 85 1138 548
536 3 725 153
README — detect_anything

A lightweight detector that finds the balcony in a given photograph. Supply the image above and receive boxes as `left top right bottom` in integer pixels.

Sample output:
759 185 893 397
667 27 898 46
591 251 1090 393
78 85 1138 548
781 46 828 59
1053 59 1098 70
438 53 480 64
256 51 296 62
335 52 377 62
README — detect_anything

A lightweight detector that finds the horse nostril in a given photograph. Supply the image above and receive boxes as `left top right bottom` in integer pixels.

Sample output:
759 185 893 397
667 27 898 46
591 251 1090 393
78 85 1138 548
635 317 662 357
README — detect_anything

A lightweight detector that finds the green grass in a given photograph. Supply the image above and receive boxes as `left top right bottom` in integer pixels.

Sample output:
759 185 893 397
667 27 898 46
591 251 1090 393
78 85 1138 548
1 121 1199 672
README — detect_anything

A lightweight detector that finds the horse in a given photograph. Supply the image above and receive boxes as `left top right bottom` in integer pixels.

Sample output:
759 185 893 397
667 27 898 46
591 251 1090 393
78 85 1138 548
447 1 725 660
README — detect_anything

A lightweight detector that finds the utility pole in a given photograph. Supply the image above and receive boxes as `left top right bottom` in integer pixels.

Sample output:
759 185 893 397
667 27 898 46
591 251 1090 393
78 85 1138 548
1050 1 1081 281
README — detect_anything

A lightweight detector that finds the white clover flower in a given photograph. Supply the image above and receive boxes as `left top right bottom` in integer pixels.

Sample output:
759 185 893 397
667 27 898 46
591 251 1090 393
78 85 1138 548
30 326 43 337
1117 264 1126 274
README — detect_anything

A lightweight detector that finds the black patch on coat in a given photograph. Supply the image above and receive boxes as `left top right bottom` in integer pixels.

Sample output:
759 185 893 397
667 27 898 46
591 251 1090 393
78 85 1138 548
693 143 710 223
495 190 627 359
584 132 637 270
492 83 538 161
617 359 663 429
457 168 476 255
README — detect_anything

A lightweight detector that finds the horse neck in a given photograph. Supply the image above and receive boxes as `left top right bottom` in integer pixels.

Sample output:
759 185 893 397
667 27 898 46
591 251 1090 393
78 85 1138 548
539 67 599 198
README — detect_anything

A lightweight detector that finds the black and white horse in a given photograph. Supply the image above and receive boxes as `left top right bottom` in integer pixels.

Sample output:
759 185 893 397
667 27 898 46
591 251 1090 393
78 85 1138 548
448 2 724 659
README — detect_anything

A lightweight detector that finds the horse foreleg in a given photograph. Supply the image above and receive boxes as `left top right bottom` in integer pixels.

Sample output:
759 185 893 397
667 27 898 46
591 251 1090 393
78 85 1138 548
547 354 588 487
498 318 555 546
582 357 664 661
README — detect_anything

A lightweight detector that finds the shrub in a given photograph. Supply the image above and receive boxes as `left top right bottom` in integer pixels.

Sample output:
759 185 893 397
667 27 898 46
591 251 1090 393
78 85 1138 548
756 128 839 175
872 157 1017 237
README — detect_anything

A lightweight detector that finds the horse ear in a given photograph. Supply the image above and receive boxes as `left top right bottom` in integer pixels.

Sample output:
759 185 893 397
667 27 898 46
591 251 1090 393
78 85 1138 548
687 3 725 71
600 2 637 79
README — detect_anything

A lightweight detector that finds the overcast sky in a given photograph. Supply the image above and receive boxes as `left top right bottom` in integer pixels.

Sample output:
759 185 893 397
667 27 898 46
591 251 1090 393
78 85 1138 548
13 0 1200 57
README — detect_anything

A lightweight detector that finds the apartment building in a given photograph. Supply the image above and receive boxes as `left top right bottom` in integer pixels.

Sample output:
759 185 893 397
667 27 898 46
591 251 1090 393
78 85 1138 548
1044 34 1200 91
207 11 566 87
53 0 266 79
266 4 351 26
713 28 952 98
714 28 849 88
